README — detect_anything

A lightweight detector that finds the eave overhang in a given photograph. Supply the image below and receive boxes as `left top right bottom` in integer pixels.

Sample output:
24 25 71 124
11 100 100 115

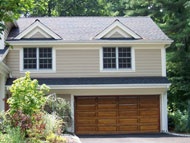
6 39 173 46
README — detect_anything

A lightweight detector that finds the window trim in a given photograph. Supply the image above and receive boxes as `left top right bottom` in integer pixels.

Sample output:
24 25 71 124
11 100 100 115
100 47 135 72
20 47 56 73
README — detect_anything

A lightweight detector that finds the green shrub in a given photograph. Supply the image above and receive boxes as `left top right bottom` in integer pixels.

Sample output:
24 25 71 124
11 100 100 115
0 126 26 143
0 111 11 133
168 109 188 133
7 72 49 115
43 113 64 136
46 133 66 143
27 112 46 141
44 94 71 131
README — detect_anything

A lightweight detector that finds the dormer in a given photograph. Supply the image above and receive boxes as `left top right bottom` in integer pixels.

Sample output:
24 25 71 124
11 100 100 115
14 19 62 40
94 19 142 40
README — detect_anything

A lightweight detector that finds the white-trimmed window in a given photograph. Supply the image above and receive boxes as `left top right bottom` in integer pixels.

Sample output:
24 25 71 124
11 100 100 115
23 47 53 70
102 47 134 71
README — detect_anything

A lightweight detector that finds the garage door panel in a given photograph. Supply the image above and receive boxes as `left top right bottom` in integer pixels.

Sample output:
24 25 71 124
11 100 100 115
119 110 138 116
76 98 96 104
98 104 117 109
76 105 96 110
77 119 96 124
76 111 96 117
98 126 117 132
118 126 138 132
140 96 159 103
139 104 159 108
119 97 138 104
119 104 138 110
98 111 117 117
139 118 159 123
139 110 159 116
98 97 117 104
118 119 138 125
98 119 117 124
75 95 160 134
140 125 159 131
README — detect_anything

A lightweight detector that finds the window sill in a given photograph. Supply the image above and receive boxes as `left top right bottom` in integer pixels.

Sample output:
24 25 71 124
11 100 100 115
100 69 135 72
20 70 56 74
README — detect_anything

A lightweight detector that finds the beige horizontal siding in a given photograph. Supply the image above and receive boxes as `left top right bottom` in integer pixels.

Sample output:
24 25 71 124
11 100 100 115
6 48 162 78
50 88 165 96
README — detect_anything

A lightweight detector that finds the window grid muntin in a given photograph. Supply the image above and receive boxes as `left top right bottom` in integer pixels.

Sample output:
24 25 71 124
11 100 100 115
23 48 37 69
39 48 52 69
103 48 116 69
118 47 131 69
23 47 52 70
103 47 132 70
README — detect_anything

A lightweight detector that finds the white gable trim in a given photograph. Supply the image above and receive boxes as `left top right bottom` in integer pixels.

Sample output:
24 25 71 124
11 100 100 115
24 27 52 39
15 19 61 40
104 27 133 39
94 20 141 39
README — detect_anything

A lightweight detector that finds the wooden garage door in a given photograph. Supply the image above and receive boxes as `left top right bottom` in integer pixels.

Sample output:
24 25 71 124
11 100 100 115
75 95 160 135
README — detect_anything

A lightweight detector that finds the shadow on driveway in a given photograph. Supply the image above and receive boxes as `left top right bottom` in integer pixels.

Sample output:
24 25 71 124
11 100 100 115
79 133 190 143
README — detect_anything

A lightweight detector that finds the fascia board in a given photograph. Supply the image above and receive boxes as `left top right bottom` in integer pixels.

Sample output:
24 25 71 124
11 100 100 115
6 39 173 46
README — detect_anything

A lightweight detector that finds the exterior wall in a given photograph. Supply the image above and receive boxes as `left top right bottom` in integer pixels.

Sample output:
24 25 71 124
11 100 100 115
6 46 162 78
0 74 7 111
0 33 4 49
50 88 166 96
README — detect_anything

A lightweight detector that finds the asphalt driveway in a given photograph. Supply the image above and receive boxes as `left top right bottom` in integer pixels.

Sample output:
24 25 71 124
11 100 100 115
79 133 190 143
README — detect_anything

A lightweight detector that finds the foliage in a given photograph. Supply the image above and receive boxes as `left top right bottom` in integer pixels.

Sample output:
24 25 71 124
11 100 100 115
30 0 111 17
0 126 26 143
27 112 46 141
46 133 66 143
44 94 72 130
43 113 64 136
11 110 32 132
168 109 188 133
187 100 190 132
0 0 34 34
1 73 70 142
0 111 12 133
7 72 49 115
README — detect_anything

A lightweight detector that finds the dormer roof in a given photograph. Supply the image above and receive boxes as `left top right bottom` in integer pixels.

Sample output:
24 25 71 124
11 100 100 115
14 19 62 40
94 19 141 40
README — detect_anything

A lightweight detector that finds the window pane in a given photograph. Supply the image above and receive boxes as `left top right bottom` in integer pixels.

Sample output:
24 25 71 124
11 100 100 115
118 47 131 69
23 48 37 69
103 48 116 69
39 48 52 69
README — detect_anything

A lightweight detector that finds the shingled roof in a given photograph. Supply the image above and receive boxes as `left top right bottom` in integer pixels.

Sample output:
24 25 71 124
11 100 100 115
0 46 9 60
6 77 170 86
7 17 171 41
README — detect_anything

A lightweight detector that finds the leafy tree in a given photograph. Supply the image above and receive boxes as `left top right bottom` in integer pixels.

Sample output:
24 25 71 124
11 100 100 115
30 0 111 16
0 0 34 34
